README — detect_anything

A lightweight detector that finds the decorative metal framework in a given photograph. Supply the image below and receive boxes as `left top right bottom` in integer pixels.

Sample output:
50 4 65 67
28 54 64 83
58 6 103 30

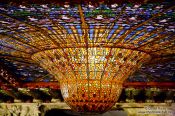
0 1 175 113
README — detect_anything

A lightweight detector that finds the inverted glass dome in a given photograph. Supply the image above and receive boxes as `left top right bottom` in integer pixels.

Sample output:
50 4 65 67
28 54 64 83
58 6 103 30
0 0 174 113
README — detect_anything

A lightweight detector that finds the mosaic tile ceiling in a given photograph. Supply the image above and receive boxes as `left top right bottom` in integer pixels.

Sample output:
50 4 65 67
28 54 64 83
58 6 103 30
0 0 175 82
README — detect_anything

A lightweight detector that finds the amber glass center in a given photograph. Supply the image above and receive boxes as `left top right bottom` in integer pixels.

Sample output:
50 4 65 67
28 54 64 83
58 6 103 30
32 47 150 113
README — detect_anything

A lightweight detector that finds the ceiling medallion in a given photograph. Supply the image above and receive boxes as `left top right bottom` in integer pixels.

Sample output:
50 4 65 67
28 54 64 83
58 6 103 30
32 48 150 113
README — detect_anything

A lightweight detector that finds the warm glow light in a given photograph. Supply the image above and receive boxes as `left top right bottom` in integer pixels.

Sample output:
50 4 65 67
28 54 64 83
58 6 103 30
1 1 174 114
32 48 150 113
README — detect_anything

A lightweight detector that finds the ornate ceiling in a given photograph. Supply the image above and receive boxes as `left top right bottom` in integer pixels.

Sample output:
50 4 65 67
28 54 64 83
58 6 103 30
0 0 174 103
0 0 174 83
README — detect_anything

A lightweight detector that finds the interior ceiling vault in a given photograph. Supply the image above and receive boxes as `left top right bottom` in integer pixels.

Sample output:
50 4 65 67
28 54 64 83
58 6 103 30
0 0 174 102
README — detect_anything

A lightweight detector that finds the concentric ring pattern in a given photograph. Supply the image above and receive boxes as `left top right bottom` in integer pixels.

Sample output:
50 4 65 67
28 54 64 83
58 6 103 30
0 1 175 113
